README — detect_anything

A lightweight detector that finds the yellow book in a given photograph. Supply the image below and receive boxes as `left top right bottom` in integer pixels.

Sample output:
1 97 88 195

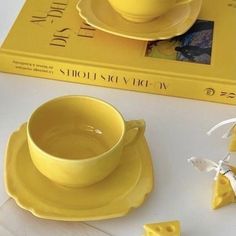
0 0 235 105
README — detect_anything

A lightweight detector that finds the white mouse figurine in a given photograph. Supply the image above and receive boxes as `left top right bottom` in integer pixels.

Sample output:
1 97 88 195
188 118 236 208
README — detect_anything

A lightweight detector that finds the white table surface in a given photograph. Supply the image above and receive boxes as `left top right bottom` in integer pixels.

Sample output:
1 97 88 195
0 1 236 235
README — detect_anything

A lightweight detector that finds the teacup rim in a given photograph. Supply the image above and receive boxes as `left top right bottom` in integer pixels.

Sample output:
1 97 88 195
27 95 126 163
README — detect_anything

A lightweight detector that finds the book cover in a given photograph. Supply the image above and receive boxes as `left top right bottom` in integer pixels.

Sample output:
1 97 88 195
0 0 235 105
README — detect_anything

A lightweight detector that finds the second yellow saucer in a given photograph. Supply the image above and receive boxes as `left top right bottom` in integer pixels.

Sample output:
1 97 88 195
77 0 202 41
5 123 153 221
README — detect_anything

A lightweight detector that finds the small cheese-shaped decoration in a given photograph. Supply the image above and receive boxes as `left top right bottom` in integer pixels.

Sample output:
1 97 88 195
143 221 180 236
212 166 236 209
229 126 236 152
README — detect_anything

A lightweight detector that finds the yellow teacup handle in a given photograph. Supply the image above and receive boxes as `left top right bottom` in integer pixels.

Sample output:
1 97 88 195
124 119 145 146
175 0 193 6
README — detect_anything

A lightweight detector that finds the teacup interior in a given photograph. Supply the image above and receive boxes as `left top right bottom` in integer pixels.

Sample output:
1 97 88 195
28 97 124 160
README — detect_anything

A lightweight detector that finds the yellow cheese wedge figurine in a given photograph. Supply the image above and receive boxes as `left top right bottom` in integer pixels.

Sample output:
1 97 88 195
143 221 180 236
228 125 236 152
189 119 236 210
209 119 236 209
212 166 236 209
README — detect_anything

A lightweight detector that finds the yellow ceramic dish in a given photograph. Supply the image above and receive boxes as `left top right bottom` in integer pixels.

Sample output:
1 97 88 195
76 0 202 41
4 123 153 221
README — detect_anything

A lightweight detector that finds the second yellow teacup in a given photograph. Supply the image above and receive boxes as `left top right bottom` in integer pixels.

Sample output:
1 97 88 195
27 96 145 187
107 0 194 23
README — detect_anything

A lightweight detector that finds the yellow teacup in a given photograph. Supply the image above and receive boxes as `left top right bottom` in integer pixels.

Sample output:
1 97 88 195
27 96 145 187
107 0 193 23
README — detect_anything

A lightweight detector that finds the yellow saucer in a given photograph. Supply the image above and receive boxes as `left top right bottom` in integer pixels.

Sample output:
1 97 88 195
76 0 202 41
4 123 153 221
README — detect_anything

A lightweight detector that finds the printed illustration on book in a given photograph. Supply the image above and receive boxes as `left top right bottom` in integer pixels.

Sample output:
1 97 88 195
145 20 214 65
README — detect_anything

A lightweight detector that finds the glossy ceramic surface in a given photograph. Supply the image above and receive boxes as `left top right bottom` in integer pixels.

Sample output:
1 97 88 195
5 123 153 221
27 96 145 187
107 0 194 23
76 0 202 41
